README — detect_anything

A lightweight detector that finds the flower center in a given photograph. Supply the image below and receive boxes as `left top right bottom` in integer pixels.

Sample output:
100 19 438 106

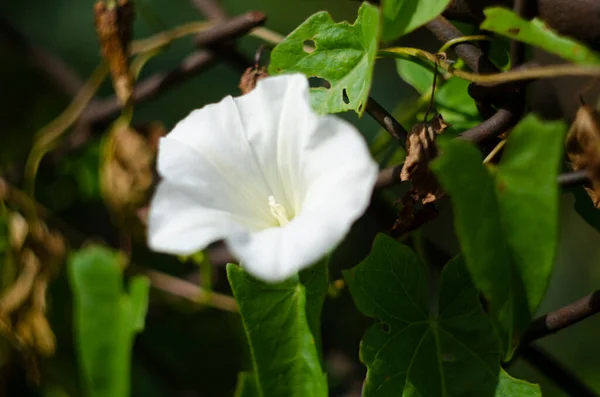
268 195 290 227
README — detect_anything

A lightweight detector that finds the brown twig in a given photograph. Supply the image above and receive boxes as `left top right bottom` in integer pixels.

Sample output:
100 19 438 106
520 344 597 397
425 15 524 143
365 98 409 145
558 169 592 188
81 50 216 123
145 269 238 313
81 11 265 125
444 0 600 51
194 11 266 47
523 289 600 343
0 14 83 97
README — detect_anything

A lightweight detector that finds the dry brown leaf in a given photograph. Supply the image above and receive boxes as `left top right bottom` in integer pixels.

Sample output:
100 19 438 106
565 105 600 207
94 0 135 105
400 114 449 204
102 122 164 236
239 66 269 94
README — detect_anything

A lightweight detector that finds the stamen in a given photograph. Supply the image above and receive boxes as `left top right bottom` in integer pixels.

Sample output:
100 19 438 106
268 195 290 227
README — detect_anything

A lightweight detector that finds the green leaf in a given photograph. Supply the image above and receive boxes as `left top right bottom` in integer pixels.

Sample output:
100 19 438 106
395 60 480 132
497 369 542 396
381 0 452 42
233 372 260 397
343 234 540 396
431 114 566 356
227 263 328 397
268 3 380 115
481 7 600 64
69 246 149 397
395 59 434 94
299 258 328 355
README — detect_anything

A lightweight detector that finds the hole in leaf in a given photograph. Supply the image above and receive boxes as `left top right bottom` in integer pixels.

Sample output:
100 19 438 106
303 39 315 53
342 88 350 104
308 76 331 89
380 322 390 333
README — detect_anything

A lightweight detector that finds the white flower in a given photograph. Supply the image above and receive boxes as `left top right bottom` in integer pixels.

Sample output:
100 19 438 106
147 74 378 282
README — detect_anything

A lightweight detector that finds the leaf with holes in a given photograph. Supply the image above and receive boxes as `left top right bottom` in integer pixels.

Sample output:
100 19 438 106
343 234 541 396
227 262 328 397
381 0 452 42
431 114 566 357
481 7 600 65
268 3 379 115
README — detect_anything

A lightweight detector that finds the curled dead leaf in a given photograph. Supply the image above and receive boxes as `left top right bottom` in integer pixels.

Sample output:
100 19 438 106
101 122 164 235
239 66 269 94
565 105 600 207
400 114 449 204
94 0 135 105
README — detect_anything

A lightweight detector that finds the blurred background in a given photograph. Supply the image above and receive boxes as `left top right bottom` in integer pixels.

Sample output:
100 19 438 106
1 0 600 396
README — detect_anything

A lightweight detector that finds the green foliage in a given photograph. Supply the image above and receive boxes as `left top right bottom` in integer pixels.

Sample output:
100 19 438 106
381 0 452 42
69 246 150 397
269 3 379 115
395 60 481 132
233 372 260 397
343 234 541 396
227 262 328 397
431 114 566 357
481 7 600 64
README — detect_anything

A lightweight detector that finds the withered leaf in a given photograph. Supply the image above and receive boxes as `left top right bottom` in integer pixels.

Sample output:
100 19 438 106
566 105 600 207
94 0 135 105
102 122 164 235
400 114 449 204
239 66 269 94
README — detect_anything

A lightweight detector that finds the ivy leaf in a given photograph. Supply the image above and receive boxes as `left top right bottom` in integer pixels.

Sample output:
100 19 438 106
227 263 328 397
481 7 600 64
343 234 540 396
381 0 452 42
69 246 149 397
269 3 379 115
431 114 566 357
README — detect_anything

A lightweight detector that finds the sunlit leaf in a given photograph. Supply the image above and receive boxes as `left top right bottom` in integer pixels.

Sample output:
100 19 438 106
381 0 452 42
344 234 540 396
269 3 380 115
481 7 600 64
431 114 566 357
227 263 328 397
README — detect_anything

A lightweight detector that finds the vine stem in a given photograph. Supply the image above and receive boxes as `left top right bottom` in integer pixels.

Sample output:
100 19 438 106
145 270 238 313
524 289 600 342
379 48 600 85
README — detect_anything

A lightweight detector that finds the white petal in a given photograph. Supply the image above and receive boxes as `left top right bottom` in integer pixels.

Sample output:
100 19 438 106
148 180 246 255
227 102 378 282
148 73 378 280
232 73 316 216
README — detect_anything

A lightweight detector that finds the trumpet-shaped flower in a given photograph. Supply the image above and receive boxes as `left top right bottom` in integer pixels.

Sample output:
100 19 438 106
147 74 378 281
